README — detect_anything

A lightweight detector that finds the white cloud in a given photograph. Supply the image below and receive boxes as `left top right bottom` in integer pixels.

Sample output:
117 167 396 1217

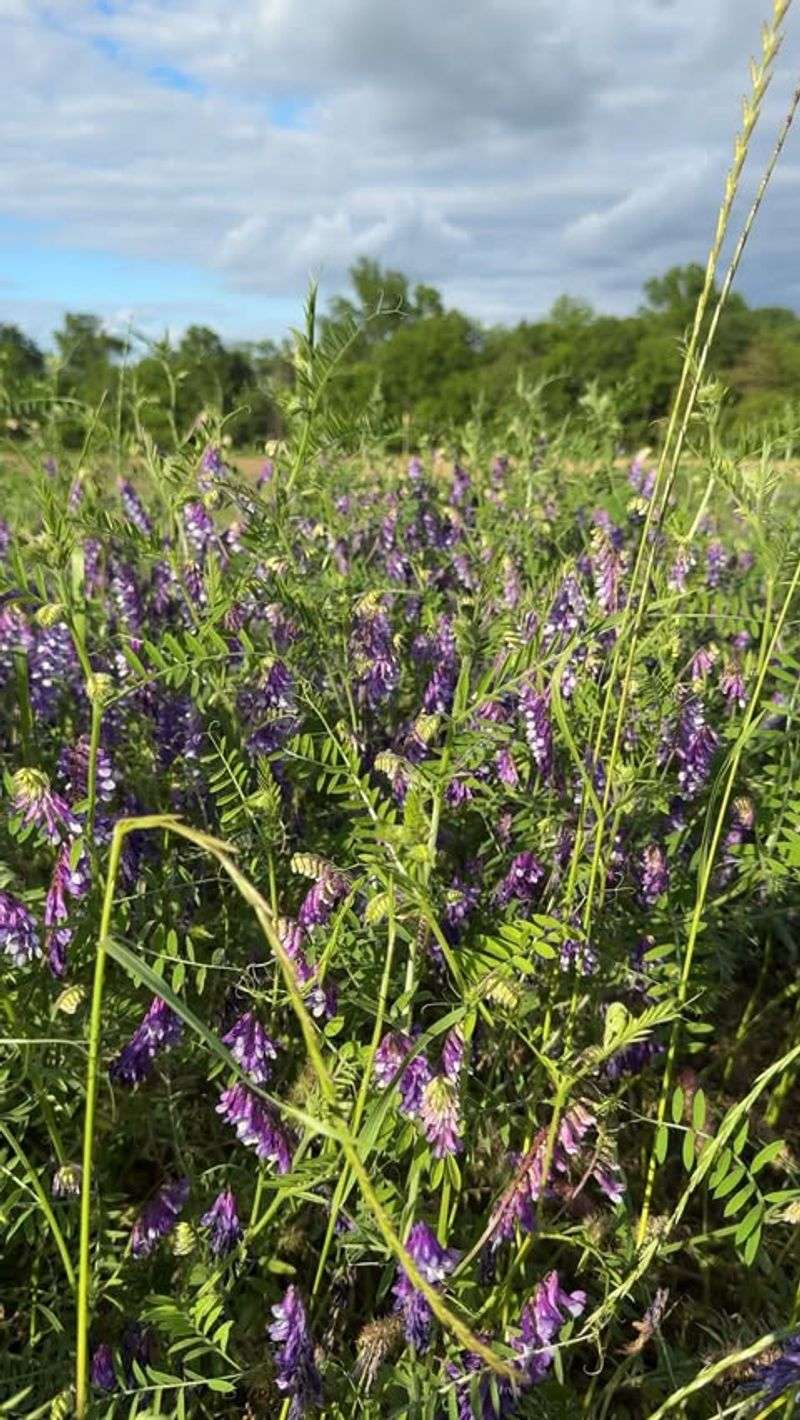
0 0 797 340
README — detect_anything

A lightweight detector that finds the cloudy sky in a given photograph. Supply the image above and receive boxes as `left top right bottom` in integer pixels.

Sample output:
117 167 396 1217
1 0 798 345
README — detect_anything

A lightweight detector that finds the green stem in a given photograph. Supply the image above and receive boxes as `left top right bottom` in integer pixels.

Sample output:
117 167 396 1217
311 885 397 1298
637 553 800 1246
0 1125 75 1290
75 817 162 1416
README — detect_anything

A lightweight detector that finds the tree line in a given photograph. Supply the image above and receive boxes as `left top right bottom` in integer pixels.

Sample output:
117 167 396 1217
2 259 800 451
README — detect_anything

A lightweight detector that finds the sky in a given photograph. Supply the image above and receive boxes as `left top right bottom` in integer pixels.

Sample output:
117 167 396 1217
0 0 798 347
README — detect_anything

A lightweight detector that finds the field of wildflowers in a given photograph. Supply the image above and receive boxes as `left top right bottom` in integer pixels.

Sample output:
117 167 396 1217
2 4 800 1416
3 372 800 1419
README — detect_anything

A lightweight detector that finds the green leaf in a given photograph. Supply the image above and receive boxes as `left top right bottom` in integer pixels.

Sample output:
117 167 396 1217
655 1123 669 1164
723 1182 755 1218
682 1129 696 1172
750 1139 785 1174
735 1201 763 1245
713 1164 745 1200
671 1086 684 1125
692 1090 706 1131
743 1224 762 1266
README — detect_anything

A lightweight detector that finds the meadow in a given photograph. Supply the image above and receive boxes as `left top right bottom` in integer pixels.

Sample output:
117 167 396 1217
3 4 800 1418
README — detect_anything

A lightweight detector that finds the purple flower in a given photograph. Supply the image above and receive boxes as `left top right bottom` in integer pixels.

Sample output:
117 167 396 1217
591 527 626 615
418 1076 463 1157
45 840 90 930
592 1156 625 1204
11 768 82 843
628 454 655 498
442 872 480 941
374 1031 433 1117
350 600 399 707
520 687 553 778
110 560 143 632
640 844 669 906
47 927 73 978
445 775 473 807
675 695 718 799
421 616 458 715
131 1178 189 1258
83 538 103 595
150 559 177 616
690 644 717 684
184 500 216 557
706 539 727 588
741 1333 800 1403
222 1011 278 1084
495 747 519 787
559 937 599 976
720 661 746 711
109 996 183 1086
257 459 274 488
268 1286 321 1419
441 1028 467 1084
217 1083 293 1172
494 852 545 907
58 735 117 803
29 625 81 720
297 869 347 932
117 478 152 535
201 1189 241 1255
90 1343 117 1392
486 1106 597 1253
0 889 40 965
446 1347 515 1420
544 574 586 642
667 547 693 592
392 1222 459 1351
514 1271 586 1384
199 443 224 487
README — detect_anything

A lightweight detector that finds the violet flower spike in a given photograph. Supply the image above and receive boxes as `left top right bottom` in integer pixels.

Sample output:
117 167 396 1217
418 1075 463 1157
268 1285 322 1418
217 1083 293 1172
109 996 183 1086
0 889 40 965
11 768 82 844
201 1189 241 1256
222 1011 278 1084
131 1177 189 1258
392 1222 459 1352
90 1343 117 1392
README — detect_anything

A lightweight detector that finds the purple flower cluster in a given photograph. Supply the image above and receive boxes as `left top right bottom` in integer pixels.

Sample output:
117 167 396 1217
640 843 669 906
58 735 117 803
487 1104 622 1254
421 616 458 714
217 1083 293 1171
45 841 91 976
10 768 81 844
118 478 152 536
494 851 545 907
374 1028 465 1156
131 1177 189 1258
392 1222 459 1350
268 1285 322 1418
109 996 183 1086
350 599 399 707
0 889 40 965
520 685 553 778
201 1188 241 1255
514 1270 587 1383
222 1011 278 1084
